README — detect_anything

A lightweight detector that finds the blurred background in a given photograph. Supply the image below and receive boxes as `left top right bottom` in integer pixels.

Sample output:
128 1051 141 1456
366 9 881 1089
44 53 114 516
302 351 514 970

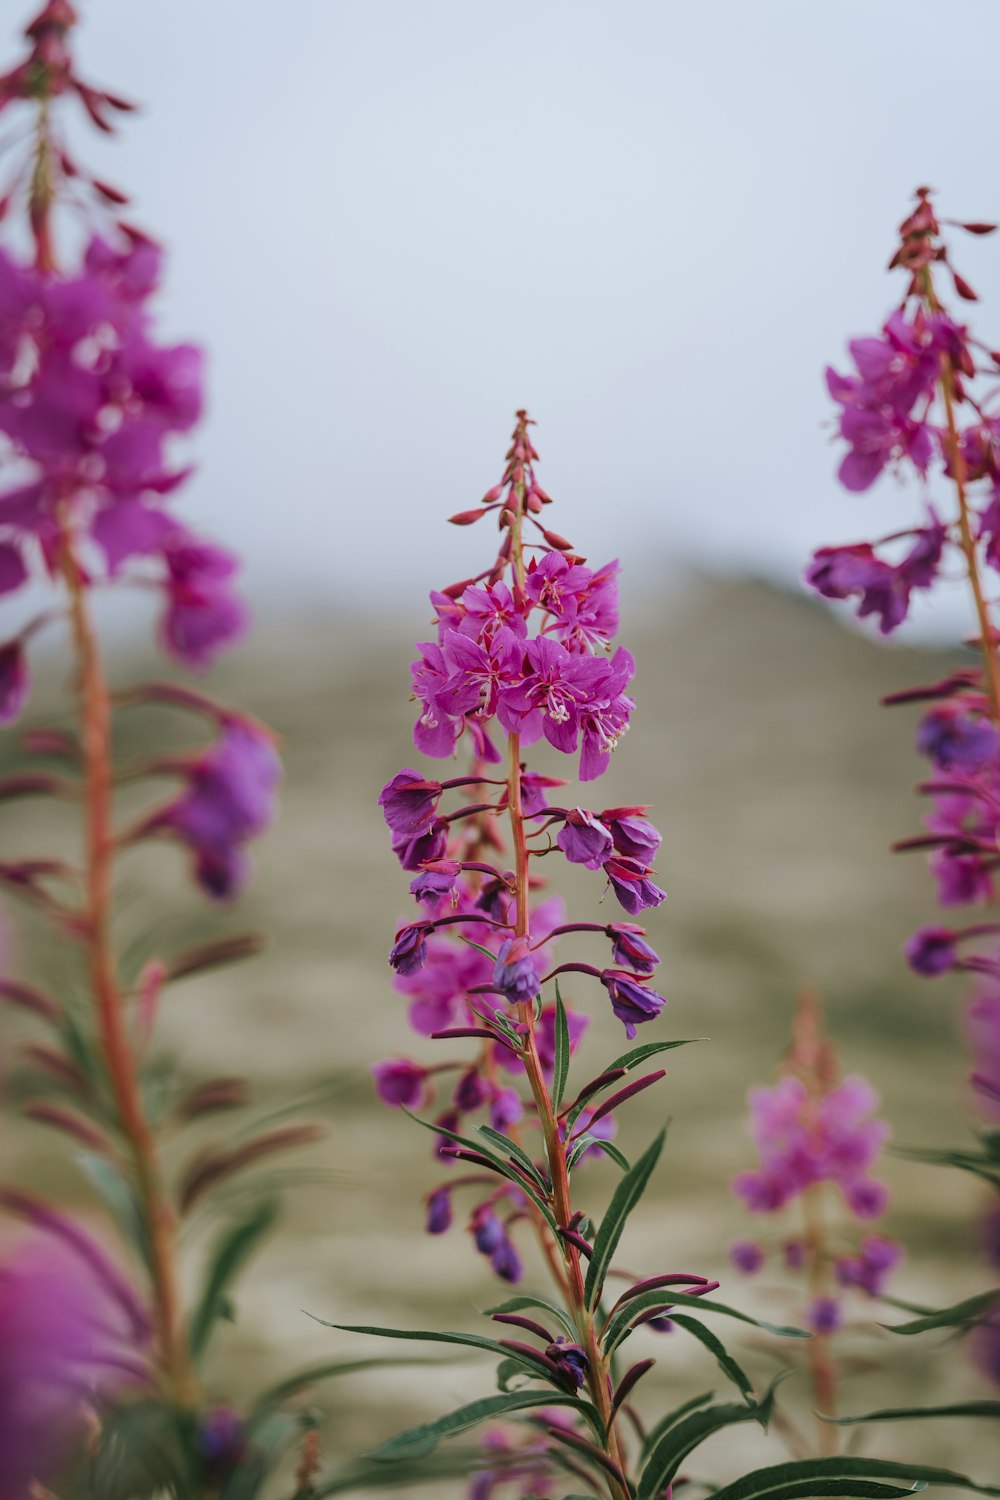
2 0 999 1492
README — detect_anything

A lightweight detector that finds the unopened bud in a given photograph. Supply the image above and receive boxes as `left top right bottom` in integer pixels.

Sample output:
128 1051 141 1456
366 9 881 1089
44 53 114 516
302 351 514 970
953 271 978 301
448 507 488 526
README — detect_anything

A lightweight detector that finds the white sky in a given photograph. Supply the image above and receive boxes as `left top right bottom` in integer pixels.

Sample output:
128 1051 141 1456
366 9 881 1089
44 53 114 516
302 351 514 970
8 0 1000 634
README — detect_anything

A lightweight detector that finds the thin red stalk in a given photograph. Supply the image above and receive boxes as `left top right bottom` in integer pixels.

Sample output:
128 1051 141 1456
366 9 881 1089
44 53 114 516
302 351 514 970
502 424 630 1500
60 528 195 1405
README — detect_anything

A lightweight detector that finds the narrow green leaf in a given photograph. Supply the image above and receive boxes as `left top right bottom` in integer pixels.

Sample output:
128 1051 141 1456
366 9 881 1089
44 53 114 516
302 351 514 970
309 1448 497 1497
552 988 571 1111
605 1037 708 1075
893 1144 1000 1189
189 1199 278 1361
402 1109 558 1231
640 1391 715 1458
496 1356 533 1392
484 1293 578 1340
476 1125 550 1190
222 1409 318 1500
306 1320 565 1386
709 1456 1000 1500
584 1129 666 1308
668 1314 754 1398
566 1135 631 1173
823 1400 1000 1425
78 1152 152 1269
601 1288 808 1355
370 1390 600 1461
638 1382 779 1499
882 1288 1000 1335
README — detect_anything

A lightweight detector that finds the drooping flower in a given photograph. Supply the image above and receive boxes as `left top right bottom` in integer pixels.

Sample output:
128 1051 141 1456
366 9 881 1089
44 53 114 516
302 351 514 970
493 937 541 1005
556 808 614 869
603 854 666 915
371 1058 428 1108
600 969 666 1037
152 718 281 899
378 769 444 837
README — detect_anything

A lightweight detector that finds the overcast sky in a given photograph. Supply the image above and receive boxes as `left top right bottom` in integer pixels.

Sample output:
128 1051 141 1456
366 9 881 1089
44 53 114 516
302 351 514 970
9 0 1000 634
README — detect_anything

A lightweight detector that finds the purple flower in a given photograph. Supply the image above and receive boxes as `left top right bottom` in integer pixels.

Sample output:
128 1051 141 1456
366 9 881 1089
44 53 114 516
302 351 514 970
378 769 444 837
198 1406 246 1478
411 641 462 757
579 648 635 782
904 924 957 976
409 863 461 906
806 1296 842 1334
0 640 29 725
159 535 248 669
608 923 660 975
544 1337 590 1388
0 1231 150 1496
454 1067 488 1112
929 850 994 908
489 1236 523 1283
441 625 524 720
784 1240 805 1271
805 544 911 635
601 807 662 863
498 636 604 755
493 937 541 1004
836 1235 902 1296
556 808 614 869
842 1177 889 1220
426 1186 453 1235
600 969 666 1037
603 855 666 915
729 1240 764 1275
389 924 430 976
391 818 449 872
916 706 1000 772
371 1058 427 1108
156 719 280 899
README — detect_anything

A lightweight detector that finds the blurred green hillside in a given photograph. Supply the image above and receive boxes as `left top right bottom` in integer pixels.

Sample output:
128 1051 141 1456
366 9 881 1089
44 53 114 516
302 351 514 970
0 577 995 1493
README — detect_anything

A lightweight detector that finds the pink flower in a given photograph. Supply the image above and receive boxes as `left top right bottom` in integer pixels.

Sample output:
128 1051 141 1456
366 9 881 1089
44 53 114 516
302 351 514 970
0 1228 150 1498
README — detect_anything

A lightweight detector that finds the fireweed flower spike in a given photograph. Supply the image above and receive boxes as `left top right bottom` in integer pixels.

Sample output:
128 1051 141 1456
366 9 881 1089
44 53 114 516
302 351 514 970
731 992 901 1456
353 411 933 1500
0 7 362 1493
807 188 1000 1391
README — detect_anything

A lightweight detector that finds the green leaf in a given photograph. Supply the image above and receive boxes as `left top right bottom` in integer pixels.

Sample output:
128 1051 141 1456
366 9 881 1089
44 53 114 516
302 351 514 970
893 1144 1000 1190
552 988 571 1111
222 1409 319 1500
638 1381 779 1499
584 1128 666 1308
189 1199 278 1362
708 1456 1000 1500
402 1109 558 1231
496 1356 533 1391
640 1391 715 1458
250 1354 442 1414
882 1288 1000 1335
823 1400 1000 1424
370 1390 600 1461
476 1125 550 1190
566 1135 631 1172
78 1152 152 1269
309 1448 495 1497
484 1293 578 1339
668 1314 754 1399
601 1288 809 1355
307 1320 566 1385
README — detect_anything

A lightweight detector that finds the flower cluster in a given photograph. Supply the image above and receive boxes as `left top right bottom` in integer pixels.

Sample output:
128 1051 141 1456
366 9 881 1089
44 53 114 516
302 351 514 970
731 993 900 1337
806 192 1000 1140
806 192 1000 637
0 232 248 724
375 413 668 1285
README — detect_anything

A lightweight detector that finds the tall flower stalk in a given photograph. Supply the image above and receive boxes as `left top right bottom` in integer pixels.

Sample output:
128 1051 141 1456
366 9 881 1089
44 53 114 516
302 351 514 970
806 188 1000 1390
